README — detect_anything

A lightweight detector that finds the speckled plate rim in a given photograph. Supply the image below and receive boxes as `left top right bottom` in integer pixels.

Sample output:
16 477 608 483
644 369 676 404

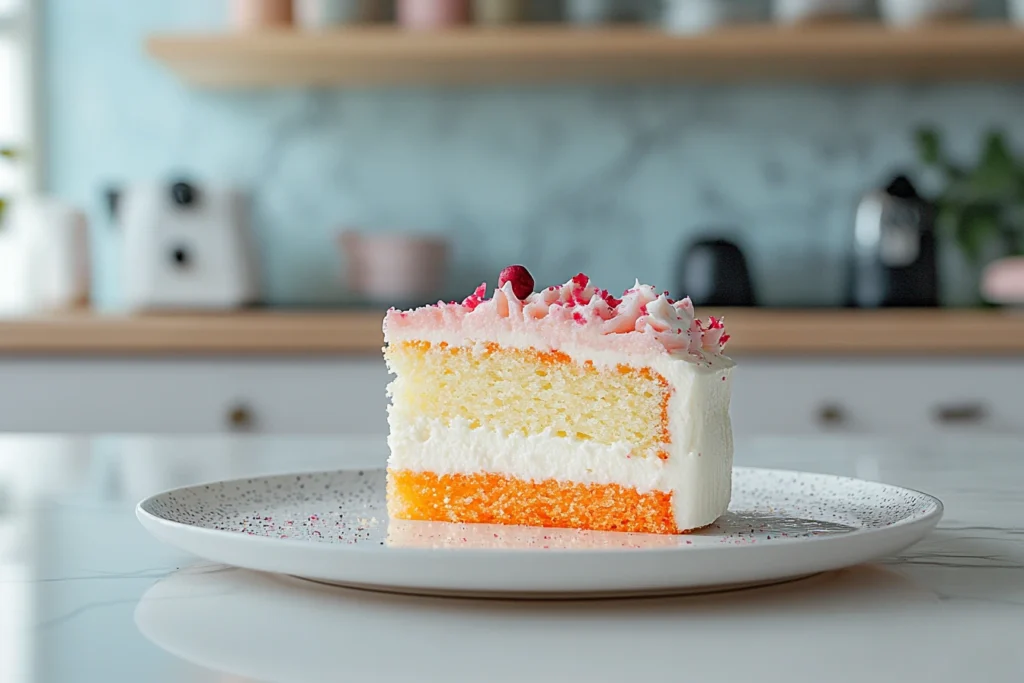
136 466 944 554
136 467 943 597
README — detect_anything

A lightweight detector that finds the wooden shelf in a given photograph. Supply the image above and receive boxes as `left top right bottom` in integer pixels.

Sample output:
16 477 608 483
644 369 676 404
0 308 1022 357
147 25 1024 87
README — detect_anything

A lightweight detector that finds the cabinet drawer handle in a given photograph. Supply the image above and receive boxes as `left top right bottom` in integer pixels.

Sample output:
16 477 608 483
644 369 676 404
227 403 255 431
817 403 846 427
934 403 987 425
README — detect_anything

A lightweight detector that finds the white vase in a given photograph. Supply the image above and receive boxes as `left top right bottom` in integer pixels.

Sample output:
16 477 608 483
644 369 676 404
772 0 869 23
878 0 975 26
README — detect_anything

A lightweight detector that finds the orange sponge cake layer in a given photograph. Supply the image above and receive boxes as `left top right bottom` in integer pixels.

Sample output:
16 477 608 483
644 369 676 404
387 469 680 535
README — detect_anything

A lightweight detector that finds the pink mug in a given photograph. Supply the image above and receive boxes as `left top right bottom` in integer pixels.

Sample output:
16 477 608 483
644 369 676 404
397 0 469 29
229 0 294 30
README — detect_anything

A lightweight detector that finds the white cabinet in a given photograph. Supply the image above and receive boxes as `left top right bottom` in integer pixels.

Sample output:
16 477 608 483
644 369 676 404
0 355 1019 436
729 358 1024 437
0 358 390 434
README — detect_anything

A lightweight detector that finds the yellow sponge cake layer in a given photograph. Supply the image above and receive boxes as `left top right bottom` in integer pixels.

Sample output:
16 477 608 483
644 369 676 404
385 340 671 459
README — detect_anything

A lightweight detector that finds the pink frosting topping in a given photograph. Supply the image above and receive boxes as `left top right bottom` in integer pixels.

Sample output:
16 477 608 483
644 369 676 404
386 271 730 358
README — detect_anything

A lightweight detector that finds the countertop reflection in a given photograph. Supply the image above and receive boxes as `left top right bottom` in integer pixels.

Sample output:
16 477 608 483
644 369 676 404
1 433 1023 683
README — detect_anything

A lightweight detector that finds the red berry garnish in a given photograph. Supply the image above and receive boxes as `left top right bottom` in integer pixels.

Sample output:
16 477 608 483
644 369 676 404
498 265 534 300
571 273 590 289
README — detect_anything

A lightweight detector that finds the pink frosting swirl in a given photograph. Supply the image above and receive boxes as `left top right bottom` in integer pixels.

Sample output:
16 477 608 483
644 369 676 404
427 273 729 357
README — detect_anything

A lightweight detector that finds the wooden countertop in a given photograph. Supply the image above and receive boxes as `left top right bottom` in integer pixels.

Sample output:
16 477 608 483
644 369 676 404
0 308 1021 357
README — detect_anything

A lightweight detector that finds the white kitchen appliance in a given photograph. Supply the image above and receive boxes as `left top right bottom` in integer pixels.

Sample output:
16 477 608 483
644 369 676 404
114 181 260 311
0 196 90 313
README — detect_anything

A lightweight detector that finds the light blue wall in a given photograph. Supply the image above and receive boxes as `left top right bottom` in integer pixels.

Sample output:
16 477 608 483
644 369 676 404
45 0 1024 309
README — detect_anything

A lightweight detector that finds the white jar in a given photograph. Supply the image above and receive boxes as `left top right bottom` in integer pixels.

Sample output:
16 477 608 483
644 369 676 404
1010 0 1024 23
773 0 868 23
565 0 620 25
878 0 974 26
663 0 764 34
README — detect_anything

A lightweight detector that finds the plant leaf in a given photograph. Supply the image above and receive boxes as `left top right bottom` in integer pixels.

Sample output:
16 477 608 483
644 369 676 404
955 205 1002 263
968 131 1019 200
915 128 942 166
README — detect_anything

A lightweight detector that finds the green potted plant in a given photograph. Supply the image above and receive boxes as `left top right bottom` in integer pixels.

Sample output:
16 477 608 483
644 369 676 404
0 146 18 224
915 127 1024 303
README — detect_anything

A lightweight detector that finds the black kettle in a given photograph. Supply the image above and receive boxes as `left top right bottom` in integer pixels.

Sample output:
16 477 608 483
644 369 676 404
846 174 939 308
676 237 756 307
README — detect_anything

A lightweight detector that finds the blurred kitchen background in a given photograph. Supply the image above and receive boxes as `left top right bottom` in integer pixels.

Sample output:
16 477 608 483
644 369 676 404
0 0 1022 436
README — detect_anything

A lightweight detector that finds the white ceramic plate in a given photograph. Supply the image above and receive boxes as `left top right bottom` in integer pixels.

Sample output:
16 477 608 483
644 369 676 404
137 467 942 598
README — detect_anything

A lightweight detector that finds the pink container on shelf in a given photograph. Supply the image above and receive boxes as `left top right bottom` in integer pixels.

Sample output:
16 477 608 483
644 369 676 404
982 257 1024 306
397 0 469 30
339 230 450 303
229 0 294 30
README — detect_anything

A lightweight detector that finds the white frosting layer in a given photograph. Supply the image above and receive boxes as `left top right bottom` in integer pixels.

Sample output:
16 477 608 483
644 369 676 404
387 353 734 531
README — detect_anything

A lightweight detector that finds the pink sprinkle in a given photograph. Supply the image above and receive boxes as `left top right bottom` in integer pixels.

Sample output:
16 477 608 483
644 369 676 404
599 288 623 307
572 311 586 324
639 303 648 315
571 273 590 289
461 282 488 310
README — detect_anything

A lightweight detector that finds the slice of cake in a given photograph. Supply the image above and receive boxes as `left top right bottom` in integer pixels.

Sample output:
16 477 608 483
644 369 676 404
383 266 734 535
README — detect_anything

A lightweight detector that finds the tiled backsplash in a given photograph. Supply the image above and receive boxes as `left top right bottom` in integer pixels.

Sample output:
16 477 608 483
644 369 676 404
46 0 1024 308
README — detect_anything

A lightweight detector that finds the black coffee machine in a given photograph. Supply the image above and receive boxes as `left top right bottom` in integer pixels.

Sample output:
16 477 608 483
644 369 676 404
846 175 940 308
676 237 756 307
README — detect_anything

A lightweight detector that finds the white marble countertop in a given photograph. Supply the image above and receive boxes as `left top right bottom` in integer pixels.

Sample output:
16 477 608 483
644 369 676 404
1 433 1022 683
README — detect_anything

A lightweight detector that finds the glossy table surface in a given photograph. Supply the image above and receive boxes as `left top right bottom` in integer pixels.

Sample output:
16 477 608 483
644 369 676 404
1 433 1022 683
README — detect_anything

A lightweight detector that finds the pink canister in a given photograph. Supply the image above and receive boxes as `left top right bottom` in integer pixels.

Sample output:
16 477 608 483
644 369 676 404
397 0 469 29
